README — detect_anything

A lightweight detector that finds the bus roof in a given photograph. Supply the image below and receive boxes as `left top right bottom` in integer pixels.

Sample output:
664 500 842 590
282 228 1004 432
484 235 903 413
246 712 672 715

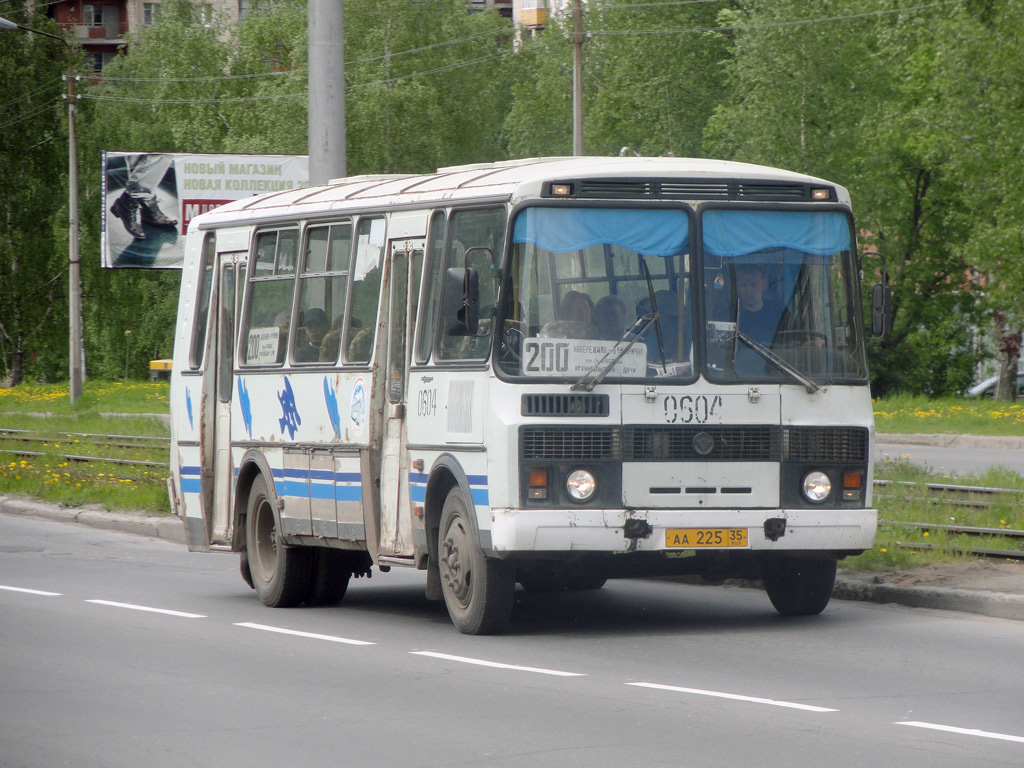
191 156 850 232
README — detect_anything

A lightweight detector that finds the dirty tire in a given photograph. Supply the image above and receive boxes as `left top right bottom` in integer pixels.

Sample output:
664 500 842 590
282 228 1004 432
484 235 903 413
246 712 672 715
438 487 514 635
304 549 352 607
761 556 836 616
246 474 312 607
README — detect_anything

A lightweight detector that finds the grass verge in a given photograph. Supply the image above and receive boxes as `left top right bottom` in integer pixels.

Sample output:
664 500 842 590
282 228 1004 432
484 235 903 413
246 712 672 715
873 394 1024 435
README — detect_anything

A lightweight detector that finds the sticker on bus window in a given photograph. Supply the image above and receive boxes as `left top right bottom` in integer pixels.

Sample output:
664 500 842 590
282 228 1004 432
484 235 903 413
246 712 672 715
245 327 281 365
521 337 647 378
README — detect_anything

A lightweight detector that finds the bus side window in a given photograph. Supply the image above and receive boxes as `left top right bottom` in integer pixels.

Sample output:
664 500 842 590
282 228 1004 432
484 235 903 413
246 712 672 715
437 206 506 360
415 210 447 364
240 229 298 366
294 222 352 365
189 234 216 370
345 217 385 364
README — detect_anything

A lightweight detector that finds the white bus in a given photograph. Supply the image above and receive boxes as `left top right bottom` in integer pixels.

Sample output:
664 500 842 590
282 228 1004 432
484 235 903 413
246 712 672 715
168 157 884 634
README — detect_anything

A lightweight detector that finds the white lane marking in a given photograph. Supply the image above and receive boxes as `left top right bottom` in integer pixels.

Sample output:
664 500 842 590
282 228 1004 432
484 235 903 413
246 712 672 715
411 651 585 677
627 682 838 712
234 622 375 646
897 721 1024 744
0 585 62 596
85 599 206 618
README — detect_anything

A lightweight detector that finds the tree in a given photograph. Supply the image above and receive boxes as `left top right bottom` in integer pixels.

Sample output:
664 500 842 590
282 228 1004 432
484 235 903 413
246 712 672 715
0 7 71 385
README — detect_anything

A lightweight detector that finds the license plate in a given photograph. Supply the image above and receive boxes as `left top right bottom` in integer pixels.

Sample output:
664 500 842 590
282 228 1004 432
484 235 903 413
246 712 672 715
665 528 748 548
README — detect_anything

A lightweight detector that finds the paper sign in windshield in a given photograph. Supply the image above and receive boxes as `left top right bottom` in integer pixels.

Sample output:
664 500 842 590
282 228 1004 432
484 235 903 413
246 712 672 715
246 327 281 365
521 337 648 377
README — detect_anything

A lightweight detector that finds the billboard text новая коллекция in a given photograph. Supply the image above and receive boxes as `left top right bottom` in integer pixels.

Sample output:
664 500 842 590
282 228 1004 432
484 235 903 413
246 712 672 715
102 151 309 269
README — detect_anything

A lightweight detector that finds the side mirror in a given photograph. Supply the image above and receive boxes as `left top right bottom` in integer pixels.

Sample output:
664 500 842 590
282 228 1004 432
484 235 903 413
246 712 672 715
442 267 480 336
870 283 891 337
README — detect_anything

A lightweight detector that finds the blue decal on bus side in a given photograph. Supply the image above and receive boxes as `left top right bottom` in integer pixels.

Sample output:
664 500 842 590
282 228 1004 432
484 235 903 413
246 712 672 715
324 377 342 438
277 377 301 438
238 377 253 437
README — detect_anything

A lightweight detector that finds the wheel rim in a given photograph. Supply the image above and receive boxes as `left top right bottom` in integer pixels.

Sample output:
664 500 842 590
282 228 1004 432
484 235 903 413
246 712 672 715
440 513 473 608
252 496 278 584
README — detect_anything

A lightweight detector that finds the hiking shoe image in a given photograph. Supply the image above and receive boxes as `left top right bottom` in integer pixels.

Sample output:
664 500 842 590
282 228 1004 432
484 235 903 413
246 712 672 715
109 189 146 240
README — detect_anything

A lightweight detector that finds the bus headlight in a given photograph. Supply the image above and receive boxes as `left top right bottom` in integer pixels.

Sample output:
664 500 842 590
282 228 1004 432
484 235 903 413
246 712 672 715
566 469 597 502
802 471 832 503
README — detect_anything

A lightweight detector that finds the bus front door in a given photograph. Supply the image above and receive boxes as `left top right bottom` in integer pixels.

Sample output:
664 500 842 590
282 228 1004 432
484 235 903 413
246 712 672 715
376 239 422 557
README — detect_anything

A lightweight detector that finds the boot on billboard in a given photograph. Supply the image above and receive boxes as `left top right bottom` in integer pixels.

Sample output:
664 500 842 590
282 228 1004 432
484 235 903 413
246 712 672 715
109 183 146 240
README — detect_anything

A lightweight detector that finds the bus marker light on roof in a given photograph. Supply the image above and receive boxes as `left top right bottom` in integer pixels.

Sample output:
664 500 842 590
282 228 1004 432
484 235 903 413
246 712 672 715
550 183 573 196
811 188 831 200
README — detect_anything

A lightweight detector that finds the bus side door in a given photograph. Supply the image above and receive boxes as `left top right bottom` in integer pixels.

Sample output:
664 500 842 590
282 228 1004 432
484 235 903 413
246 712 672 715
377 238 423 557
209 251 244 545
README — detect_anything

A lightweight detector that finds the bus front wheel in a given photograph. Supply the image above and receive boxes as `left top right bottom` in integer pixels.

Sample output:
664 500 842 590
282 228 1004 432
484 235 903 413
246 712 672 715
246 475 312 607
761 555 836 616
438 488 514 635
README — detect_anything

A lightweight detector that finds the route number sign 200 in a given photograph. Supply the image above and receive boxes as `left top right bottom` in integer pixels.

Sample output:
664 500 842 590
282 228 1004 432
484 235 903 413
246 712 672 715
524 340 570 373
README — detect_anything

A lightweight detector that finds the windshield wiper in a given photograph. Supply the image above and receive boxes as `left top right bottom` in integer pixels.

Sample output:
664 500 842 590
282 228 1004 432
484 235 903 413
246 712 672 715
735 331 820 393
571 313 658 392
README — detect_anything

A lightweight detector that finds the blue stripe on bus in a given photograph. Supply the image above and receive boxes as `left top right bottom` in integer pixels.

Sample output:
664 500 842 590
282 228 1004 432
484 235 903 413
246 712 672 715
466 474 487 486
180 478 201 494
471 487 489 506
309 469 335 482
336 486 362 502
180 465 201 477
335 472 361 483
409 472 429 484
309 482 336 501
410 485 426 503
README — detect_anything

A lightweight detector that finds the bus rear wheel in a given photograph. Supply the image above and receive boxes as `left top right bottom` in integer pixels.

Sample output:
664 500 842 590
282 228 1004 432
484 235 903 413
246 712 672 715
438 488 514 635
246 475 312 607
761 556 836 616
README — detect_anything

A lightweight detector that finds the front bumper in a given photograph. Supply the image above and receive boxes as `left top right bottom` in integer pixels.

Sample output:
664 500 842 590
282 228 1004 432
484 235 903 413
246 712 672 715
488 506 877 554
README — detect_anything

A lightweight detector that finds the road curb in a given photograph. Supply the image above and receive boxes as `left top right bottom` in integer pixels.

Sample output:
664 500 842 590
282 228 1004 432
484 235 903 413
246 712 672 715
0 495 186 544
833 577 1024 622
877 432 1024 450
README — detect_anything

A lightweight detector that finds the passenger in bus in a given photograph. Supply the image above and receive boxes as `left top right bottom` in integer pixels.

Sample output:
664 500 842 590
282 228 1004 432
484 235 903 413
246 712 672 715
594 295 628 340
539 290 597 339
318 314 345 363
295 308 330 363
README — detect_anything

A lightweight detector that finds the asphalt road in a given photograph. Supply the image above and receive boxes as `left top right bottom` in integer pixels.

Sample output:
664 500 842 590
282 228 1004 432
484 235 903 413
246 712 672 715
2 514 1023 768
878 436 1024 477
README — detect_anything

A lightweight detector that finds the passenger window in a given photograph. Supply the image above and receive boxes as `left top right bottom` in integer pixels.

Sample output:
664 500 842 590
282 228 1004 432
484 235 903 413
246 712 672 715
437 207 506 360
241 229 299 366
345 217 385 363
188 234 216 370
294 222 352 365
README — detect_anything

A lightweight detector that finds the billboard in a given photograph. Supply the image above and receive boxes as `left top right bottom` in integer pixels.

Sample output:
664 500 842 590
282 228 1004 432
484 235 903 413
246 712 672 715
102 151 309 269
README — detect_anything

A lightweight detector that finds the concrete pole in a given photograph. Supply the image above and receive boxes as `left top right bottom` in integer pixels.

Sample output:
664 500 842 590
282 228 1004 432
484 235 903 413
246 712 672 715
572 0 584 156
308 0 346 185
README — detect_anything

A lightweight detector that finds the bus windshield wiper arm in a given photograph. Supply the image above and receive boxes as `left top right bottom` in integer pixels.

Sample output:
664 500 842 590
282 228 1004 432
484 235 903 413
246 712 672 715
735 331 820 393
571 313 658 392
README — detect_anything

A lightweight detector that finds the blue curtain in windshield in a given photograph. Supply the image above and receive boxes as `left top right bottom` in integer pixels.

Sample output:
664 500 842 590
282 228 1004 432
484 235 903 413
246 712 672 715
702 210 850 257
513 208 688 256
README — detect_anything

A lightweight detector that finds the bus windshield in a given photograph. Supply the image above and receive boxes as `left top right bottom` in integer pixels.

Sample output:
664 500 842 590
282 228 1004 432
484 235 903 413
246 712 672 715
497 206 867 385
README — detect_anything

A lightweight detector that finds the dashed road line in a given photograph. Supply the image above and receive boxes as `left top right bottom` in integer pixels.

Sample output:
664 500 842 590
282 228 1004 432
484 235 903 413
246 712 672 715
0 585 62 596
411 651 585 677
627 682 838 712
85 599 206 618
235 622 375 645
896 721 1024 744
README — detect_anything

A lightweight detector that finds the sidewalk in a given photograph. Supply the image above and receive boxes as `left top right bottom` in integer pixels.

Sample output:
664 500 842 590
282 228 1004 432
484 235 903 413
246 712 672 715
3 492 1023 623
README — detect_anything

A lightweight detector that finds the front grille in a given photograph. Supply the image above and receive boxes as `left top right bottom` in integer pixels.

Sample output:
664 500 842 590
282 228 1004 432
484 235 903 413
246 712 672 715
521 426 618 460
522 393 609 417
784 427 868 462
623 425 781 462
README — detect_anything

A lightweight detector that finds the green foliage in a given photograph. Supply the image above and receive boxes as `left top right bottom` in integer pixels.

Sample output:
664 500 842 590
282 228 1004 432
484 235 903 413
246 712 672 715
0 8 73 385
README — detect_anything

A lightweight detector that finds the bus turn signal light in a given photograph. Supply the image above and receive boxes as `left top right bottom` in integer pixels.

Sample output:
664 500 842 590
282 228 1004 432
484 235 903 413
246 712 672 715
528 470 548 500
